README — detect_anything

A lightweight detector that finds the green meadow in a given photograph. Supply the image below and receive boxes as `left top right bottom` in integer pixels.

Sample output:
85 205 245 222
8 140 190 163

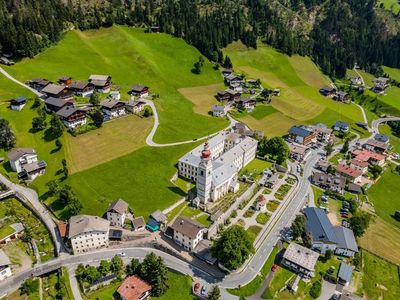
4 26 228 144
224 42 364 136
368 165 400 229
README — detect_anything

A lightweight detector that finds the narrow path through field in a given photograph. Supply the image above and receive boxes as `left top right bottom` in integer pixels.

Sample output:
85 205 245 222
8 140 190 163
143 99 238 147
0 67 42 96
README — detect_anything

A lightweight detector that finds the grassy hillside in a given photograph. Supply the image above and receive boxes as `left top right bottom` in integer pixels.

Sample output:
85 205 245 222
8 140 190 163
5 26 228 143
224 42 364 136
368 166 400 229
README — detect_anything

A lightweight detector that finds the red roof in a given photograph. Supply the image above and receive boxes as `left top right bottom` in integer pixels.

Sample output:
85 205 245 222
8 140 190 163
354 149 386 162
117 276 151 300
336 164 363 179
350 159 369 168
58 221 68 238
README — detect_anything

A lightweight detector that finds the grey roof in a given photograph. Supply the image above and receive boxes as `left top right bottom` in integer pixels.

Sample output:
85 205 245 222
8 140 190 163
283 242 319 272
68 215 110 238
333 226 358 252
289 125 313 138
69 80 92 90
304 207 338 244
45 97 74 108
338 262 353 283
347 183 362 194
132 217 146 229
364 139 389 150
126 100 145 107
334 121 349 129
10 223 24 233
7 148 36 161
101 99 124 109
212 105 226 112
91 79 109 87
374 134 389 143
89 75 110 81
170 216 204 239
22 160 47 173
150 210 167 223
56 106 81 118
41 84 66 95
107 199 128 215
212 164 237 186
0 250 11 267
131 84 148 92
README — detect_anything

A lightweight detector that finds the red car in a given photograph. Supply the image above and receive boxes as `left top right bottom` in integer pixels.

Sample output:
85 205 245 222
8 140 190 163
271 264 278 272
193 282 201 293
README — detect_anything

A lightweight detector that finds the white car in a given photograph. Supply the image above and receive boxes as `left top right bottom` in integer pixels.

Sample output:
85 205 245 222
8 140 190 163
117 252 126 257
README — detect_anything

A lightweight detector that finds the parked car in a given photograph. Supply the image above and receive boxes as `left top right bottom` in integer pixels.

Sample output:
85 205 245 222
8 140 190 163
117 252 126 257
271 264 279 272
201 286 207 295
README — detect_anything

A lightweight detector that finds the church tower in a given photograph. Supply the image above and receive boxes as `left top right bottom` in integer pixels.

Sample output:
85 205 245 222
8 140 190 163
197 142 213 204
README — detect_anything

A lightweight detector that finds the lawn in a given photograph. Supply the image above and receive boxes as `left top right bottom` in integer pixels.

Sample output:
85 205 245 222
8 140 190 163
195 214 213 227
361 250 400 300
262 267 294 299
240 158 273 179
85 281 120 300
180 206 203 219
178 83 224 116
5 26 227 144
256 212 271 225
232 103 277 120
228 246 279 297
166 202 187 223
383 65 400 82
267 200 280 212
367 166 400 228
247 225 262 243
59 143 198 220
359 216 400 264
64 114 153 173
0 225 14 240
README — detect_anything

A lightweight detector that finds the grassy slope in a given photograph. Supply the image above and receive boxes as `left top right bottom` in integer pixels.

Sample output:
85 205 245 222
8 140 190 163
5 26 228 143
379 124 400 153
362 250 400 300
383 65 400 81
224 42 363 136
378 0 400 14
359 216 400 264
63 143 198 219
367 166 400 228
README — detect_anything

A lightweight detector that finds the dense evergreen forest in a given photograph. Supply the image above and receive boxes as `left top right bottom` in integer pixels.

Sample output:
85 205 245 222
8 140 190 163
0 0 399 78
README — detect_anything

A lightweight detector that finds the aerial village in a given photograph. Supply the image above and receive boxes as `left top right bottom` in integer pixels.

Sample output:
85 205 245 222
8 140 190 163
1 64 399 300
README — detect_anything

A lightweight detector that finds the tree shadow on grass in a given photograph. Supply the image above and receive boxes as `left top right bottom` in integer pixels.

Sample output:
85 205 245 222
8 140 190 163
168 186 187 197
43 128 60 142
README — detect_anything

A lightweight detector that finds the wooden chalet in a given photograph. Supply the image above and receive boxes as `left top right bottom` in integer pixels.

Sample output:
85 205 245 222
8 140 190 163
216 90 240 102
44 97 75 113
101 99 126 119
69 81 95 97
28 78 52 91
56 106 87 129
41 84 74 99
58 76 72 86
131 84 149 97
88 75 112 93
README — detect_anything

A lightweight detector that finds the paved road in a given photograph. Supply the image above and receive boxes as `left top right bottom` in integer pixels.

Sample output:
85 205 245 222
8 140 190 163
0 67 42 97
144 99 238 147
370 117 400 134
0 173 65 255
220 150 321 289
0 247 220 296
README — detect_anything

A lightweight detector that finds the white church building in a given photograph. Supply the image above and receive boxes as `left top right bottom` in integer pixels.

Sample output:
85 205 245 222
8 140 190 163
178 131 257 204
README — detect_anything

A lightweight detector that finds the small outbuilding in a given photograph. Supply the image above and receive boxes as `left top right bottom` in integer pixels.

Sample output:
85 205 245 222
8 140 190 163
10 96 28 111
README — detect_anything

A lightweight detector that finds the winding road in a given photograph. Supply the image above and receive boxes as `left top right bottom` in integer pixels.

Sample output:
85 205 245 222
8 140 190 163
2 65 400 299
